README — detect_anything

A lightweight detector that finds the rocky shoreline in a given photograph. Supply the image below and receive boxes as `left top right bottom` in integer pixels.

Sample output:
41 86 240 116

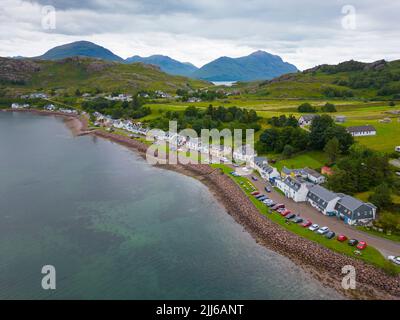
4 109 400 299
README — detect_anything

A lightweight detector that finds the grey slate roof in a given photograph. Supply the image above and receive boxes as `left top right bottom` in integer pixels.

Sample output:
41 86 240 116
300 114 317 122
303 167 322 178
307 185 338 202
346 125 376 133
336 195 376 211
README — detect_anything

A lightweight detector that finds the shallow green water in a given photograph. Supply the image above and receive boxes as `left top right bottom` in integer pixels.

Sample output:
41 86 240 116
0 112 341 299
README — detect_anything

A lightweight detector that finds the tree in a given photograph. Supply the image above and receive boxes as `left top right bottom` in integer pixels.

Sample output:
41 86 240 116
369 183 393 209
298 103 317 113
309 115 333 149
324 137 340 164
75 89 81 96
321 102 337 112
282 144 295 158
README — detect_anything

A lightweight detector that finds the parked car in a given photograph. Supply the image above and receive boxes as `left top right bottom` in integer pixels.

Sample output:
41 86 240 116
255 194 265 199
251 176 258 181
325 231 336 239
348 239 359 246
388 256 400 265
251 191 259 196
292 216 303 224
285 213 296 220
337 235 347 242
265 186 271 193
317 226 329 235
357 241 367 250
309 224 319 231
267 202 276 207
301 220 312 228
258 196 268 201
280 209 292 216
272 204 285 211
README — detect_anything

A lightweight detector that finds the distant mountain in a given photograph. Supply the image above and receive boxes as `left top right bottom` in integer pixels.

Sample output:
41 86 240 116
125 55 198 77
0 56 208 93
192 51 298 81
37 41 124 62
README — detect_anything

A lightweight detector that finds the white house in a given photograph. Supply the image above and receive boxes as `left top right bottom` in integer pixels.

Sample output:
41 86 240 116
233 144 257 163
303 167 326 184
251 157 280 180
306 185 341 215
298 114 317 126
276 176 311 202
346 125 377 137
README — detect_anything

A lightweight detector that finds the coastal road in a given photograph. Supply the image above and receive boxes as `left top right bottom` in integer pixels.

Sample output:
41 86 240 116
239 170 400 258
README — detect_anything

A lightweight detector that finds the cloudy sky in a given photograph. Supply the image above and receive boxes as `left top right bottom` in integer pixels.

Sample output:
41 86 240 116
0 0 398 69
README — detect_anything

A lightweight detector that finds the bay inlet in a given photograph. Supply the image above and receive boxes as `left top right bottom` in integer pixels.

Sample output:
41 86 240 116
0 112 341 299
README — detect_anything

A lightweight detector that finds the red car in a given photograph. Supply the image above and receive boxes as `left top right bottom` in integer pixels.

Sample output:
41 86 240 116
357 241 367 250
301 220 312 228
337 235 347 242
273 204 285 211
251 191 260 196
280 209 292 216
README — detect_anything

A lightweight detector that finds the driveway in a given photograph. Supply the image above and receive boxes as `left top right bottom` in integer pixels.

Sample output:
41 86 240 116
239 167 400 258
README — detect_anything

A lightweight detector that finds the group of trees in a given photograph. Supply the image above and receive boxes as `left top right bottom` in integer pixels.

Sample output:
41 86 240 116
326 146 395 199
176 89 226 102
81 96 151 119
257 114 353 159
297 102 337 113
150 105 260 135
267 115 298 127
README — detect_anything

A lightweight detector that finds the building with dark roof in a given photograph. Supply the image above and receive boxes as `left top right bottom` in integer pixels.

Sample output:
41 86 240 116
276 176 312 202
334 195 376 225
306 185 341 215
346 125 376 137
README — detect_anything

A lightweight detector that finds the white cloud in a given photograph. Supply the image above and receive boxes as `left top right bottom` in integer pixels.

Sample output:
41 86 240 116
0 0 398 69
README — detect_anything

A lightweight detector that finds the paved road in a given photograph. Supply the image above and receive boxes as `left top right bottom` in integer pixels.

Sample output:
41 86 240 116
243 171 400 258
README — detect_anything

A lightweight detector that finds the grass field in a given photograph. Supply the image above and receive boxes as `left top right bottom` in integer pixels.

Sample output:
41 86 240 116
212 163 400 274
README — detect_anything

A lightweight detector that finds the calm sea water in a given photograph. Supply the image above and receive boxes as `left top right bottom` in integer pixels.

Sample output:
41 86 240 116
0 112 341 299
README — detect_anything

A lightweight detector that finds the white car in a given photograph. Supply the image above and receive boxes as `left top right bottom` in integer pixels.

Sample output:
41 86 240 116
309 224 319 232
317 226 329 235
388 256 400 265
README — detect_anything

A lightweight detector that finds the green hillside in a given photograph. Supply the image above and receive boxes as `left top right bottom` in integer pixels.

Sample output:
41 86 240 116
0 56 209 95
235 59 400 100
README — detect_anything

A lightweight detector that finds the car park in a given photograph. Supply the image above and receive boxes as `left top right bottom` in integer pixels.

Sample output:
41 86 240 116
348 239 359 246
309 224 319 231
292 216 303 224
317 226 329 235
337 235 347 242
301 220 312 228
388 256 400 265
357 241 367 250
325 231 336 239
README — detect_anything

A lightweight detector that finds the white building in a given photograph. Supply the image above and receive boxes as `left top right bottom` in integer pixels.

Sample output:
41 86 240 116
276 176 311 202
306 185 341 215
346 125 376 137
233 144 257 163
303 167 326 184
298 114 317 126
251 157 280 180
